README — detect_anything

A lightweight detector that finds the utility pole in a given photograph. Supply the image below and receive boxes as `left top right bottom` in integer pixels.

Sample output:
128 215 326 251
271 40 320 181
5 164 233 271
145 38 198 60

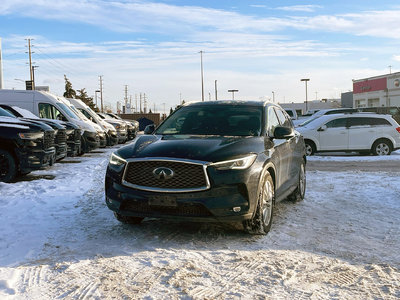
272 91 275 103
139 93 142 113
135 94 138 113
99 75 104 113
215 80 218 100
199 50 204 101
143 93 147 113
124 85 128 106
389 65 392 74
26 38 34 89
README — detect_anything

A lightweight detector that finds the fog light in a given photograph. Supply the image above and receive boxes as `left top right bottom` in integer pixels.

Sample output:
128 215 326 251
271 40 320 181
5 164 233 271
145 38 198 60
233 207 241 212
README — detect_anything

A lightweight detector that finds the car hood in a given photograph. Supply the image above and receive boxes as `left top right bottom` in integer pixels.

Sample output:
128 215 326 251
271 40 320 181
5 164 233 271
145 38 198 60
117 134 262 163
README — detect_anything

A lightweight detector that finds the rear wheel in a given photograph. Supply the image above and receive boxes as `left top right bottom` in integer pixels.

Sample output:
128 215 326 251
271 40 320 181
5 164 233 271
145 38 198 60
288 161 306 202
304 141 316 156
0 150 17 183
114 212 144 224
371 139 392 156
243 171 274 235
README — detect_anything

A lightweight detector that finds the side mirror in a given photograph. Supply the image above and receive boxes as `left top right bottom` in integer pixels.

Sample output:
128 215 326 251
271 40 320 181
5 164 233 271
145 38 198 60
274 126 294 139
317 125 327 132
144 124 155 134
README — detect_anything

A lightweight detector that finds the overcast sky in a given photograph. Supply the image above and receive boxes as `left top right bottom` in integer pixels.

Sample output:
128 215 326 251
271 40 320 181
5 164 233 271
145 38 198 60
1 0 400 112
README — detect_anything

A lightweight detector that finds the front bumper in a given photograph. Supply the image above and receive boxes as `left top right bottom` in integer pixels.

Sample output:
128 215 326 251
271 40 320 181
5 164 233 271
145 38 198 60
55 143 68 161
82 131 100 152
105 164 259 222
17 147 56 173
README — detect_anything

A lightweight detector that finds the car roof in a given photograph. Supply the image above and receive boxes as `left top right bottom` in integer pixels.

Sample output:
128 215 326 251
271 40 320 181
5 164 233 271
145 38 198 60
183 100 271 108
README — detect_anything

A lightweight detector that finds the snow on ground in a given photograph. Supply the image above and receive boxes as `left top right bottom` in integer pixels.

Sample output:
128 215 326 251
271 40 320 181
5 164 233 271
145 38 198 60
0 146 399 299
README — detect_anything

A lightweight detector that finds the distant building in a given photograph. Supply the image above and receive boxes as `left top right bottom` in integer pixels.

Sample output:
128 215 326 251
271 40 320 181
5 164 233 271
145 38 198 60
353 72 400 108
279 99 341 115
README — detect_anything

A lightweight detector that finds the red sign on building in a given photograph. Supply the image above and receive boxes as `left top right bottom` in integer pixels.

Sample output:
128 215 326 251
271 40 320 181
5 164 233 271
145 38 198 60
353 77 387 94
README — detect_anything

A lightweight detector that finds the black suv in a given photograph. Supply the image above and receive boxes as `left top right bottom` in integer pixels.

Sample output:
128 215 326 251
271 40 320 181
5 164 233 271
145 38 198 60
0 109 56 182
105 101 306 234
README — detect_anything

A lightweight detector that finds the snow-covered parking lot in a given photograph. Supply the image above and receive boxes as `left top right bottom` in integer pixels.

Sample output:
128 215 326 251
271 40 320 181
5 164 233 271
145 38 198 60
0 145 399 299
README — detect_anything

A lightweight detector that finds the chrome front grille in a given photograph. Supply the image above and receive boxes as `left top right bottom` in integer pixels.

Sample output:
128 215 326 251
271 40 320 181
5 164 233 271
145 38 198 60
122 159 210 192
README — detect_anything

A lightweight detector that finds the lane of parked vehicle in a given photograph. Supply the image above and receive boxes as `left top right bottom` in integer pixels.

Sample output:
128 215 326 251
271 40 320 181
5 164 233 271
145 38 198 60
0 89 140 182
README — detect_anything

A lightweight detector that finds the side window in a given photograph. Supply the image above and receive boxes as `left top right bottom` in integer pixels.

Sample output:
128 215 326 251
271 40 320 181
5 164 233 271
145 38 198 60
274 108 292 128
79 108 93 121
38 103 67 121
325 118 347 128
367 118 391 126
267 107 280 136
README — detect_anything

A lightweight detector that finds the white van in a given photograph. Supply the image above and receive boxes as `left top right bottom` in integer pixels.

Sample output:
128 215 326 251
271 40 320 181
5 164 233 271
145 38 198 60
66 98 118 146
0 89 99 153
60 98 107 148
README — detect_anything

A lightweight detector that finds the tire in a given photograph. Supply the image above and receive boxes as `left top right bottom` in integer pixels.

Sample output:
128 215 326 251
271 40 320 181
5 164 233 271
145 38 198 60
114 212 144 224
304 141 316 156
288 161 306 202
0 149 17 183
243 171 274 235
371 139 392 156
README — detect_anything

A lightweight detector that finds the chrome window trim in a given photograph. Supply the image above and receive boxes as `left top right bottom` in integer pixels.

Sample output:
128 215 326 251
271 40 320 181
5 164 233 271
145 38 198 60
122 157 211 193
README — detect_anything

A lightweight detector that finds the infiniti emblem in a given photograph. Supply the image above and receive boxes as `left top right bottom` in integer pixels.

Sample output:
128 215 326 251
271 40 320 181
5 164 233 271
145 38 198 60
153 167 174 180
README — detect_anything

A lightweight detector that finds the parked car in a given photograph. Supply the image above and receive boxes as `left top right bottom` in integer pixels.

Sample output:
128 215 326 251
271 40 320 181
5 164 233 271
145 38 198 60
296 108 359 127
0 90 99 154
0 104 69 161
105 100 306 235
297 113 400 156
0 109 56 182
97 113 128 144
105 112 137 140
284 108 298 120
67 98 118 146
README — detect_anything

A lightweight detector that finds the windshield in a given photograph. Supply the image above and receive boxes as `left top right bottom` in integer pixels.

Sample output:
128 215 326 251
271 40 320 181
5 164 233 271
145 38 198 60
57 103 79 120
0 107 16 118
156 105 263 136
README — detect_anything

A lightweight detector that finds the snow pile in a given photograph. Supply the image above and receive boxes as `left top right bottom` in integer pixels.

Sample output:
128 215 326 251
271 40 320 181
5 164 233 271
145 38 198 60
0 146 399 299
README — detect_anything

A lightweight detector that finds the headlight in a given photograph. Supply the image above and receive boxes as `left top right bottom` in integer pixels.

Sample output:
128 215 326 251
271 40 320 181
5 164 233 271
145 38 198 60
109 153 127 166
66 129 74 135
18 132 44 140
210 154 257 170
115 124 121 129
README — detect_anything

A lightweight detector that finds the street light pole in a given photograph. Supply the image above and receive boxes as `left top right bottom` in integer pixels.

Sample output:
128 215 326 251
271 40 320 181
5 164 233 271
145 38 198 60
228 89 238 100
95 90 100 109
301 78 310 113
199 51 204 101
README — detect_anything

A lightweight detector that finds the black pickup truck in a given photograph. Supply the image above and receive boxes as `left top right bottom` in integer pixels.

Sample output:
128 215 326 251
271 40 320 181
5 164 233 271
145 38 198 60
0 113 56 182
0 104 81 158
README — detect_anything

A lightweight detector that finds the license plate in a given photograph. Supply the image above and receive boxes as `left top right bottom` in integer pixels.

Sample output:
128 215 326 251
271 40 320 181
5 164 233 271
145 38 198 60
148 195 177 207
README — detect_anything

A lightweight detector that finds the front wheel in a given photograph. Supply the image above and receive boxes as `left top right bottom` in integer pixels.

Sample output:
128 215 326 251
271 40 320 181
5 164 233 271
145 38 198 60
304 141 316 156
0 150 17 183
243 171 274 235
288 162 306 202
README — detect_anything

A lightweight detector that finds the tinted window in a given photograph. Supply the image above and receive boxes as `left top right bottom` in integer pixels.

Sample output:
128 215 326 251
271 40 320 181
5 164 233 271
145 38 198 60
348 117 391 127
325 118 347 128
156 105 263 136
285 110 293 117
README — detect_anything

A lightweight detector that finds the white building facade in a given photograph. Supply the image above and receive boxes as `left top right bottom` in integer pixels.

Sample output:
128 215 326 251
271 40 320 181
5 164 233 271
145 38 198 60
353 72 400 108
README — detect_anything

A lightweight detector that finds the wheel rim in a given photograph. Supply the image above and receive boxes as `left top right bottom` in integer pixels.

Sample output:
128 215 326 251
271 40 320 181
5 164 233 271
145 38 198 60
0 154 10 177
261 179 274 226
305 144 313 156
376 143 390 155
299 164 306 197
